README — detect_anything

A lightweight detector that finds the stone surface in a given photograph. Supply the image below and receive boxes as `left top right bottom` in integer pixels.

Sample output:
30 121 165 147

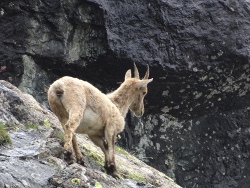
0 0 250 187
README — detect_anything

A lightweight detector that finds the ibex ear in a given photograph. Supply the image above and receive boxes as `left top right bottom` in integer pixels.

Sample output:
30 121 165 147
136 78 153 88
125 69 132 80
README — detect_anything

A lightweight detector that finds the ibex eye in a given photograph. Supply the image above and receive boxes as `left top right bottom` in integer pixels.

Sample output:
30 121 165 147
143 92 146 95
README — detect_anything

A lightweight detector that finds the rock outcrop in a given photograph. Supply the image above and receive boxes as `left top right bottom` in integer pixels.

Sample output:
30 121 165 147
0 0 250 187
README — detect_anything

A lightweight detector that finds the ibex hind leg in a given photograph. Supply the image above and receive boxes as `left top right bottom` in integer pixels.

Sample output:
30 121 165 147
63 110 83 165
55 114 75 164
72 134 85 166
62 122 75 165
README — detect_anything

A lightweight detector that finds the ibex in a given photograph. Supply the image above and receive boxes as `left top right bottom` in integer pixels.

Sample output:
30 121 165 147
47 64 153 178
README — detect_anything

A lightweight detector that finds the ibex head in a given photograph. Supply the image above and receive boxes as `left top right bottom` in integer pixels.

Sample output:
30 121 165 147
125 63 153 117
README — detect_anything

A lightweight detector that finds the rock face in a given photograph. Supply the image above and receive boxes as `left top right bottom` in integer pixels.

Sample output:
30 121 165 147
0 0 250 187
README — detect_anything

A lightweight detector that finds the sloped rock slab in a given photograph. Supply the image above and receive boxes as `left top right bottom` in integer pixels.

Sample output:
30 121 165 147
0 128 55 188
0 80 59 128
1 129 45 158
49 162 157 188
0 158 55 188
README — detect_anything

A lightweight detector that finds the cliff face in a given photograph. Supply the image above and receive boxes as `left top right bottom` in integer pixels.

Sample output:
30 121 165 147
0 0 250 187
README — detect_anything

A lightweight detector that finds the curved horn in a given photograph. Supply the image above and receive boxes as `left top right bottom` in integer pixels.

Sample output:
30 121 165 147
143 65 149 80
134 63 139 79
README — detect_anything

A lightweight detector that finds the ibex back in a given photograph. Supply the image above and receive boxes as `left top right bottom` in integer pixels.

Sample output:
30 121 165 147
47 64 153 178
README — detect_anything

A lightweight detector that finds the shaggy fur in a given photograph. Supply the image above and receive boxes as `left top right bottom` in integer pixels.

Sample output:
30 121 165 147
47 64 153 178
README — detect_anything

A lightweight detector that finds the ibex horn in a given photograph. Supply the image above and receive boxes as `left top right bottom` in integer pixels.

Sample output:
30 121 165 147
143 65 149 80
134 63 139 79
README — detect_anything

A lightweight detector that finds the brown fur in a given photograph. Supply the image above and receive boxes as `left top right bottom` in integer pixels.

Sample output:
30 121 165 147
47 64 153 178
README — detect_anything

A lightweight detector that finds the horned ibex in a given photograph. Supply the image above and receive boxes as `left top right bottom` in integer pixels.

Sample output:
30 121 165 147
47 64 153 178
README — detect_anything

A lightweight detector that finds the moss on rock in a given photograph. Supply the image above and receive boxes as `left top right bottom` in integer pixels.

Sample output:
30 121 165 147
0 122 12 145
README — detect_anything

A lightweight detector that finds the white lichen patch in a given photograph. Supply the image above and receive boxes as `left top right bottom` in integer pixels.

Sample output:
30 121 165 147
217 50 223 56
206 90 220 99
194 92 203 99
156 143 161 151
0 8 4 16
161 106 171 113
159 118 183 132
162 90 169 96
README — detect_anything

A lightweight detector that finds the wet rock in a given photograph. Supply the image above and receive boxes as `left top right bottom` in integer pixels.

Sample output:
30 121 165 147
122 179 155 188
0 158 56 188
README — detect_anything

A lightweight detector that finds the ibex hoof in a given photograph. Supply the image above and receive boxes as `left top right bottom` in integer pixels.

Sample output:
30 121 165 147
105 164 120 179
64 149 72 156
63 149 75 164
111 170 121 179
77 158 86 166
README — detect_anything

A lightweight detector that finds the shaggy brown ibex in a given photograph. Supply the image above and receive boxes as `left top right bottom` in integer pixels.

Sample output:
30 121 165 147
47 64 153 178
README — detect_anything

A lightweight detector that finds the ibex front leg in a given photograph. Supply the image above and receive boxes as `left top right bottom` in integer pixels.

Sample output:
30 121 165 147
103 127 120 178
89 134 120 179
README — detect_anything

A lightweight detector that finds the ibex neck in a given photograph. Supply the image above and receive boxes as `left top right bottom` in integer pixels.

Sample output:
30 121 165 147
107 82 134 117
